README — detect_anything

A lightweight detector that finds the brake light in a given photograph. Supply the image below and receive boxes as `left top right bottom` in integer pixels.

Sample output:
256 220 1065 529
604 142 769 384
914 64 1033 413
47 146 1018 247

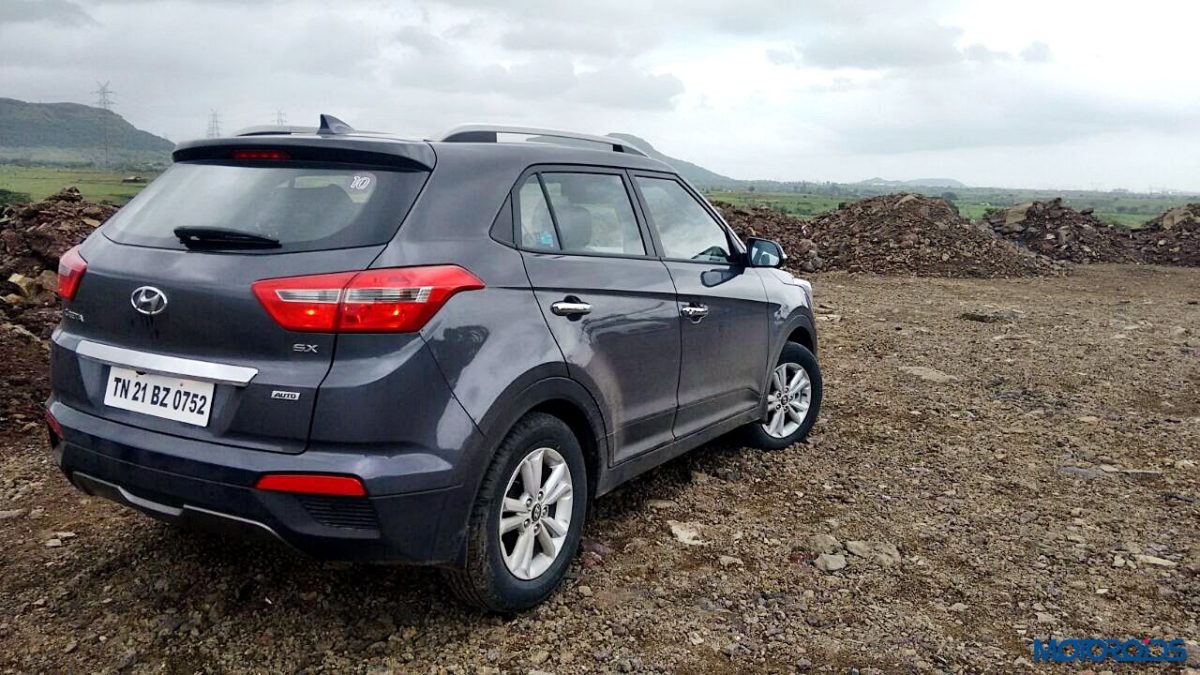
58 245 87 300
231 149 290 161
256 474 366 497
252 265 485 333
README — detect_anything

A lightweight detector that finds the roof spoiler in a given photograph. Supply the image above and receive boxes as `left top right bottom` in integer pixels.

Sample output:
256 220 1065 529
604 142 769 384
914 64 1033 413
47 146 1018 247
233 114 356 138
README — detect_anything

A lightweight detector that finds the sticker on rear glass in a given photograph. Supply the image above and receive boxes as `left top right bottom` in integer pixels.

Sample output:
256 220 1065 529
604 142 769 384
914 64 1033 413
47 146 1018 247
349 175 373 191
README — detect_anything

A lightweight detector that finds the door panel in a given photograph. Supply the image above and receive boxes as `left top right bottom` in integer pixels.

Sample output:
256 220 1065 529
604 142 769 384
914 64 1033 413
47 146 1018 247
664 263 768 437
514 169 681 463
631 174 769 439
524 253 681 461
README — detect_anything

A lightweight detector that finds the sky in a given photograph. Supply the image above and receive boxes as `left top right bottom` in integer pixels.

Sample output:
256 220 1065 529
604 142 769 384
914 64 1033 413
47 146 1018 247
2 0 1200 191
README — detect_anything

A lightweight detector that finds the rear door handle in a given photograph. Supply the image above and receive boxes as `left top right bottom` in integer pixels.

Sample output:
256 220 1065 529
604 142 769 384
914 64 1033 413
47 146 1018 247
551 300 592 317
680 303 709 320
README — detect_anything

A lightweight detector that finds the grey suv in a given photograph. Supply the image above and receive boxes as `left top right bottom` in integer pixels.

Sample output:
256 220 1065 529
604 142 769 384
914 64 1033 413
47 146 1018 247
46 117 822 611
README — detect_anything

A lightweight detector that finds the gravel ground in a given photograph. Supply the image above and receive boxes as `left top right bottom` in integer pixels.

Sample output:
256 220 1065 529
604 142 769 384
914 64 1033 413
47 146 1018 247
2 264 1198 674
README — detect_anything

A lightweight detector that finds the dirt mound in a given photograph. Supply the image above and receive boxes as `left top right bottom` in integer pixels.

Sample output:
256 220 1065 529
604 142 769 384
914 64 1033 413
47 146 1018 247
1 187 114 338
714 202 823 272
0 188 114 433
1134 204 1200 266
808 193 1058 277
986 198 1138 264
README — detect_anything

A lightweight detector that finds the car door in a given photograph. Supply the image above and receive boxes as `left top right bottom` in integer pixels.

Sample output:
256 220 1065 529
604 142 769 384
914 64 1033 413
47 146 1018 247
631 172 769 440
516 168 681 463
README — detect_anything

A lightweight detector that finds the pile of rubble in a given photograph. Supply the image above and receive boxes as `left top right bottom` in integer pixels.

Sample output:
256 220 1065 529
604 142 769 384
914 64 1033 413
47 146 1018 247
808 193 1057 277
985 198 1137 264
1134 204 1200 266
714 203 823 272
1 187 114 338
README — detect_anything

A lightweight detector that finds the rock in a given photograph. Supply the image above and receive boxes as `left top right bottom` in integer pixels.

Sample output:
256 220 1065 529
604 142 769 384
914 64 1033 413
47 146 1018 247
35 269 58 294
899 366 958 383
7 273 36 297
646 499 678 510
797 657 813 671
872 543 902 567
667 520 705 546
577 585 593 597
814 553 847 572
959 309 1020 323
949 603 969 613
845 540 871 557
1035 611 1056 624
1133 554 1177 568
44 538 63 548
529 650 550 665
807 533 842 554
1060 466 1104 480
718 555 744 568
580 540 614 557
1077 415 1100 423
0 508 27 520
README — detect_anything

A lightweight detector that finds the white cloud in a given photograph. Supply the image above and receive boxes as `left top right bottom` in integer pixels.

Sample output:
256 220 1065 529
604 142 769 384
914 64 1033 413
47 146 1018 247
0 0 1199 190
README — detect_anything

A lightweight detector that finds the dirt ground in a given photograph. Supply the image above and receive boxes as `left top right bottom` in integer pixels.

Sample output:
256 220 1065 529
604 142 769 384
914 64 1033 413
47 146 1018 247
1 264 1198 674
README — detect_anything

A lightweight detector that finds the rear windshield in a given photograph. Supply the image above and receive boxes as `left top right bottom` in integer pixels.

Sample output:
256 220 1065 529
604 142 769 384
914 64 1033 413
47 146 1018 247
103 162 428 252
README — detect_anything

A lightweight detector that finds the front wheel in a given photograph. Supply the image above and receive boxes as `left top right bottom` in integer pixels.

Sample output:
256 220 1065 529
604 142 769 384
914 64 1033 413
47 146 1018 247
443 412 588 612
743 341 822 450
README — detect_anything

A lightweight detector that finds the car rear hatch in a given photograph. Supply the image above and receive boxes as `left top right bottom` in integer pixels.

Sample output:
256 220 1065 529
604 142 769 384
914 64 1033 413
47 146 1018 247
51 136 435 454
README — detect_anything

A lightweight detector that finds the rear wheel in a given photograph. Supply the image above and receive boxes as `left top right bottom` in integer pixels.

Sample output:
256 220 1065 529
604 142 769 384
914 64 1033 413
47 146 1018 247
443 412 587 612
743 341 822 450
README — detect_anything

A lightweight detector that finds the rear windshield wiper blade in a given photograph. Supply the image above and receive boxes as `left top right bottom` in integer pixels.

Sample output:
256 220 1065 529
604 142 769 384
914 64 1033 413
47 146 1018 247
174 227 281 249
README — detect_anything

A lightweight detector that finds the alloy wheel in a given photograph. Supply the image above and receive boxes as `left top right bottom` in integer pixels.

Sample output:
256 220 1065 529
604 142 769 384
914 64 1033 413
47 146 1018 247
762 362 812 439
498 446 574 580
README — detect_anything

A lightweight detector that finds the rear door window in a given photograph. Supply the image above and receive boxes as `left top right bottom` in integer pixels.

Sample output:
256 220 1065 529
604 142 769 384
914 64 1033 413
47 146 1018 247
515 171 647 256
540 173 646 256
635 176 733 263
102 162 428 252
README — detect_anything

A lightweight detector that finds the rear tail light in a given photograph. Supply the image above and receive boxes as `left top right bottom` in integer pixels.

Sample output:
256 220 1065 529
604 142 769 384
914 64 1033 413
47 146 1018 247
256 474 366 497
252 265 484 333
45 409 64 440
58 245 87 300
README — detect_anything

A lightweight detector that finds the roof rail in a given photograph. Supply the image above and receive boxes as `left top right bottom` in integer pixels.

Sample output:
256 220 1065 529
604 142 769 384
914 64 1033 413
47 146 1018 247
234 114 356 138
438 124 647 157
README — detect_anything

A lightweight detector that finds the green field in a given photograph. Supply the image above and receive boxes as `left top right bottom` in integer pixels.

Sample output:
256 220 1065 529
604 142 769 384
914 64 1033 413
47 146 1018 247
0 165 154 205
702 187 1197 229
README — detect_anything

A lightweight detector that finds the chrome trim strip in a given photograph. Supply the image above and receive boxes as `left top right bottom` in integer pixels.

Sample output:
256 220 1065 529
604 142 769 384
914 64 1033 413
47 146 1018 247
75 340 258 386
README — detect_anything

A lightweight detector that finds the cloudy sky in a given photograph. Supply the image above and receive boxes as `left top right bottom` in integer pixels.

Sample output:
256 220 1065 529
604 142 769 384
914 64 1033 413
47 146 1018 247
3 0 1199 191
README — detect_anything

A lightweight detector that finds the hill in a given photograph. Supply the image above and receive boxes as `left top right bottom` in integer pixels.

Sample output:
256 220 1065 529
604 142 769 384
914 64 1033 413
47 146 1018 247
606 133 740 189
0 98 173 168
857 176 967 189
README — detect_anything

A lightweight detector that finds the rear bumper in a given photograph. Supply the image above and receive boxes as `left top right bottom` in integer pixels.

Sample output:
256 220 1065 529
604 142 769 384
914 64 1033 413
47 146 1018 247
48 399 472 565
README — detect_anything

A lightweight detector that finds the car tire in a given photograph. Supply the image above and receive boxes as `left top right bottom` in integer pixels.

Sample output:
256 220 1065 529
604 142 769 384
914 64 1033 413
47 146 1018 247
443 412 588 613
743 341 822 450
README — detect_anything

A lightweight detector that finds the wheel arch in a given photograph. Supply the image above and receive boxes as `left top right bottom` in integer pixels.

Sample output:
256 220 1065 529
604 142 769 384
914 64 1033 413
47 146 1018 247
473 376 609 503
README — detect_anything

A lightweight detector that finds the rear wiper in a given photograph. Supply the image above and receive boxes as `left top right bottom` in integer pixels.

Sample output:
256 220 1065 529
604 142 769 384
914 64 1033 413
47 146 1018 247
174 227 281 249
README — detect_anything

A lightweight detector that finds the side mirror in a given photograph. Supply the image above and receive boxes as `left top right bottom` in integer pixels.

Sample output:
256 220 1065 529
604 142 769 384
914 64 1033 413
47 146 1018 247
746 237 786 268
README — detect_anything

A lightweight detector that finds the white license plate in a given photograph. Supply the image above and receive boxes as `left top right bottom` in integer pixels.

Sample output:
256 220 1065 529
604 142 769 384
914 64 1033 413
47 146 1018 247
103 367 215 427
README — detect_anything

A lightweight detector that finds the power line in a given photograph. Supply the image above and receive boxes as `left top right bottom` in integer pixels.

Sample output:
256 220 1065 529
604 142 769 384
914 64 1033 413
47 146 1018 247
206 110 222 138
93 81 115 169
274 110 287 126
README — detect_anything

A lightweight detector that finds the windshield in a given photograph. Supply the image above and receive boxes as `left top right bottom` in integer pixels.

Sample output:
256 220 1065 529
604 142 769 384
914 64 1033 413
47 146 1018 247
103 162 428 252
